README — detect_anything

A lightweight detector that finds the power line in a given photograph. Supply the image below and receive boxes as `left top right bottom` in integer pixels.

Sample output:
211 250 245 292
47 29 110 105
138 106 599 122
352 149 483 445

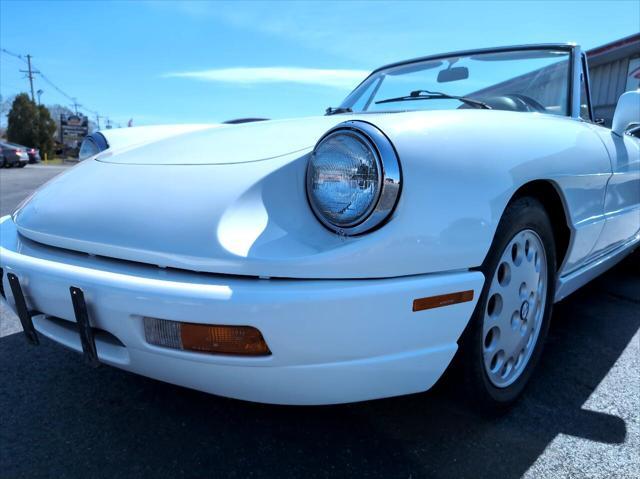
0 48 27 63
70 98 81 115
1 48 107 124
37 72 74 101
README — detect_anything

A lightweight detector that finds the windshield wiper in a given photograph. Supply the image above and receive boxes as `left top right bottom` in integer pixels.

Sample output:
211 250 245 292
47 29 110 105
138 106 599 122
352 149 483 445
325 106 353 115
375 90 491 109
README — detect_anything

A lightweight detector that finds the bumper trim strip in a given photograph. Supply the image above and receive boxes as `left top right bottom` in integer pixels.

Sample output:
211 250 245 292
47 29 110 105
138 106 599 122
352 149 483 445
6 273 40 345
70 286 100 368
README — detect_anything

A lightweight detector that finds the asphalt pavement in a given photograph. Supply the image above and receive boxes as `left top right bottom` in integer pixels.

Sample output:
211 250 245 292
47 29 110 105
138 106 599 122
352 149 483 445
0 164 638 478
0 163 71 217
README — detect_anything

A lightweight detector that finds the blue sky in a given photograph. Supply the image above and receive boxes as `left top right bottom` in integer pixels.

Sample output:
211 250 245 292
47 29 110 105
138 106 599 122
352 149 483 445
1 0 638 126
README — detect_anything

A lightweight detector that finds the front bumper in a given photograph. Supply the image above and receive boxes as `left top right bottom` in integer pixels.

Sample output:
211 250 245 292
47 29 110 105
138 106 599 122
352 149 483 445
0 216 484 404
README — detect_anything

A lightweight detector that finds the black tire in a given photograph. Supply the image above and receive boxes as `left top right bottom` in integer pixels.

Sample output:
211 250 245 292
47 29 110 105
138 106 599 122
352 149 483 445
17 163 26 168
458 196 556 413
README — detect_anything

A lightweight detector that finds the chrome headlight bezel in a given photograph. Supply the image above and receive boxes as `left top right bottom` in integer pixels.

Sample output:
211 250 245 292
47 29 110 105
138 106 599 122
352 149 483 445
306 121 402 235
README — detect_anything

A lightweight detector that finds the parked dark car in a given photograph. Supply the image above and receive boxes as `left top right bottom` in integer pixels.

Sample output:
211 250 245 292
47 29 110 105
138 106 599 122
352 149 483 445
26 147 41 163
6 142 40 163
0 142 29 168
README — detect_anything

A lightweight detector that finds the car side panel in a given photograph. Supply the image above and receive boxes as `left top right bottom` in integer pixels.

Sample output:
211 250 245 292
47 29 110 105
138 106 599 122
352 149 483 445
586 125 640 256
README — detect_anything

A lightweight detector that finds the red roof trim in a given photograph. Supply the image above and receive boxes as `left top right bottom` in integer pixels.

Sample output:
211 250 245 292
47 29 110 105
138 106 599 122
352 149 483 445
587 33 640 57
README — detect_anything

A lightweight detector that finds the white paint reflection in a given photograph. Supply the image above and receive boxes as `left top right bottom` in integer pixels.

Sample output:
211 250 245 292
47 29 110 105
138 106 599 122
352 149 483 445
217 189 269 257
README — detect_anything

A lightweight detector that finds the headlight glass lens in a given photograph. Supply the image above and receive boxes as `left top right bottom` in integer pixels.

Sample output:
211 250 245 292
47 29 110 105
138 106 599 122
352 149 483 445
79 138 99 160
307 131 380 227
79 132 109 160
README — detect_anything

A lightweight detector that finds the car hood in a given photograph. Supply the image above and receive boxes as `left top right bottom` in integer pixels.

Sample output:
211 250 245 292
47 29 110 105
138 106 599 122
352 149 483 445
96 116 346 165
14 113 420 278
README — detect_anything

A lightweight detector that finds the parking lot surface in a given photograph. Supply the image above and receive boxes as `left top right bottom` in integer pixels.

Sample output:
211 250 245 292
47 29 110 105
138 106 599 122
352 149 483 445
0 165 638 478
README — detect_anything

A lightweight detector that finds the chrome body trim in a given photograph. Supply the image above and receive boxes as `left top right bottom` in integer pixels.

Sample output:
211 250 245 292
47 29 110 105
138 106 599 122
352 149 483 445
341 43 582 119
568 45 582 119
371 43 578 75
555 234 639 302
580 51 595 122
306 121 402 236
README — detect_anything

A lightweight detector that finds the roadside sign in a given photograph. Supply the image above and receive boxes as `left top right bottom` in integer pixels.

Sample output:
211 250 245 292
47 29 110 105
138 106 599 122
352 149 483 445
60 114 89 146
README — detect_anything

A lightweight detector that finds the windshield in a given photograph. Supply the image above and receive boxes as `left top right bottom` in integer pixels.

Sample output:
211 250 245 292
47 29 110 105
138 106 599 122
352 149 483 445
340 48 572 116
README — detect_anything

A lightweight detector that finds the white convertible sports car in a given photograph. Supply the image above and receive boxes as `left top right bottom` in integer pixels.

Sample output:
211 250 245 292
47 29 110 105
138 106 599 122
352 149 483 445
1 44 638 409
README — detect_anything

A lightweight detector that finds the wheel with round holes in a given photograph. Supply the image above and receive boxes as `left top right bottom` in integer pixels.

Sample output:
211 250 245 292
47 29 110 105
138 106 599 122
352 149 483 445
459 196 556 412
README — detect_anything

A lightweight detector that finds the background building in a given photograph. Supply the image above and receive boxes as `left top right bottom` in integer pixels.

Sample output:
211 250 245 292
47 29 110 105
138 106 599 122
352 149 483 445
587 33 640 126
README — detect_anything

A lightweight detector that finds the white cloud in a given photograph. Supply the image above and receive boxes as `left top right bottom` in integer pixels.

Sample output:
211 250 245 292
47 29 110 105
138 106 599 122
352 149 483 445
163 67 369 89
145 1 438 64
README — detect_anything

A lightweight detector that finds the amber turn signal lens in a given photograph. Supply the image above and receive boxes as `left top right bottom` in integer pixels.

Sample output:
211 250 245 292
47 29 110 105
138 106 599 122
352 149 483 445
143 317 271 356
412 290 474 312
181 323 270 356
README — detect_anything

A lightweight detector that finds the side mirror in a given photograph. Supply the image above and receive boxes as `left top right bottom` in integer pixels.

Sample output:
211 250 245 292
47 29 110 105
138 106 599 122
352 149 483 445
612 90 640 136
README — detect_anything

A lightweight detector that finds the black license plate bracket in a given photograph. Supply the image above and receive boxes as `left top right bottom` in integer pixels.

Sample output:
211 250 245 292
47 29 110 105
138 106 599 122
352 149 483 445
70 286 100 368
6 273 39 345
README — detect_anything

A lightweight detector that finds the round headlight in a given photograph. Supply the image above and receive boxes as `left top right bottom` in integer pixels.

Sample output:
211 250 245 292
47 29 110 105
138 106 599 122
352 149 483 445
79 132 109 160
306 121 401 235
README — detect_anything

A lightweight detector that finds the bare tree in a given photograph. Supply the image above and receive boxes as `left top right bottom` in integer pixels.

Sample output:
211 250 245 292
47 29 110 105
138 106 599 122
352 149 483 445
0 93 18 137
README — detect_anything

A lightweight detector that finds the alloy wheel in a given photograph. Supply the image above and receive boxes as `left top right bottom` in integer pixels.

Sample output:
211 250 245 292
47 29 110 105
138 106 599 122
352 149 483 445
482 229 548 388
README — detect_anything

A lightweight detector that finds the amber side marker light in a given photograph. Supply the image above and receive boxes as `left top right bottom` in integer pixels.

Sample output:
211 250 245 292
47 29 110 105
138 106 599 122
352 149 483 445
413 290 474 312
144 317 271 356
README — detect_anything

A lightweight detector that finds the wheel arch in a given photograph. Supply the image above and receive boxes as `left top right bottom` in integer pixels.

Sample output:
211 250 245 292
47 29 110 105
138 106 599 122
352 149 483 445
507 180 572 272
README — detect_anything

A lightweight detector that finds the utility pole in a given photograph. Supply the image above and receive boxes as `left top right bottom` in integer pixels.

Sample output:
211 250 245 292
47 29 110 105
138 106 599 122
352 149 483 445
19 54 40 103
71 98 81 115
95 114 102 129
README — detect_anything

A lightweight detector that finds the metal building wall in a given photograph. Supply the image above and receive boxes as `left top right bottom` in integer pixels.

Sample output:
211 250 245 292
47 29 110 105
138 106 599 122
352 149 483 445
587 34 640 126
590 57 633 124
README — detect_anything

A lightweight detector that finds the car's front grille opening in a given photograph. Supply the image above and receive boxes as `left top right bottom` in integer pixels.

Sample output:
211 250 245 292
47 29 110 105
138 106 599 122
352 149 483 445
44 315 125 347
